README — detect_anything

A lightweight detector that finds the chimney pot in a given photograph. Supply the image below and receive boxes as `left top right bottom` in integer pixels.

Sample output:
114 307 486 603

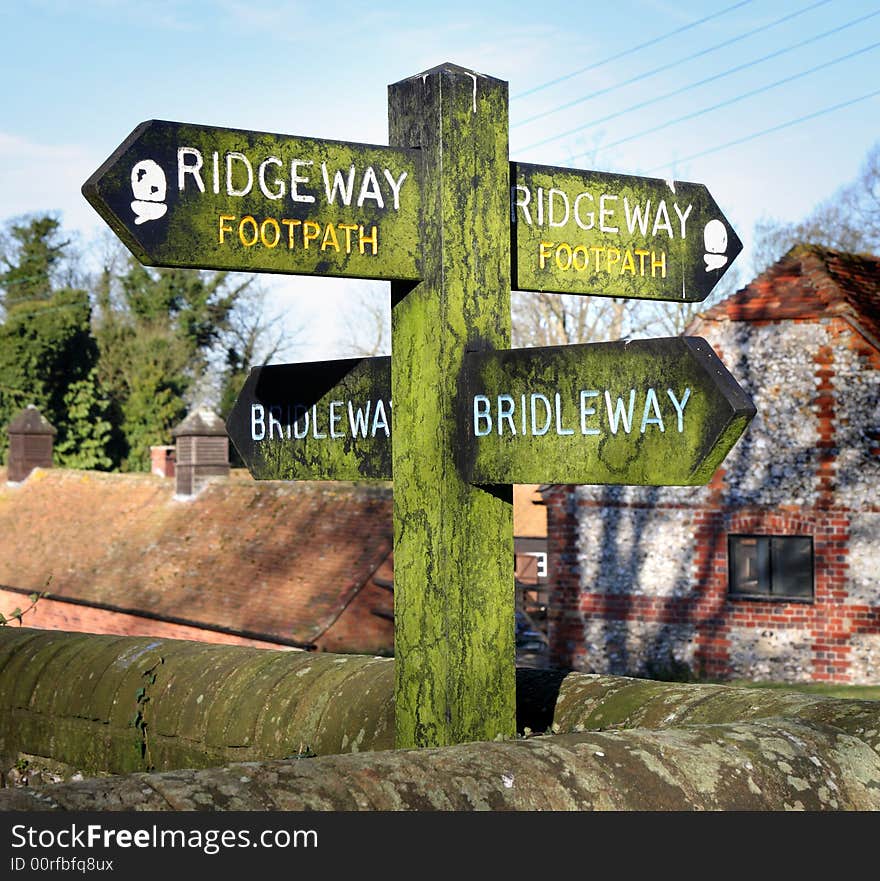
171 407 229 496
6 404 56 482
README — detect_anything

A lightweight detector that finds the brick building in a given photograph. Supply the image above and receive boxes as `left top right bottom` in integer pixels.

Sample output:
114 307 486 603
544 245 880 684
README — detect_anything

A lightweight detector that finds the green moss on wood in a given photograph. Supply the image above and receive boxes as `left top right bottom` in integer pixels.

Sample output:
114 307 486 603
388 64 516 749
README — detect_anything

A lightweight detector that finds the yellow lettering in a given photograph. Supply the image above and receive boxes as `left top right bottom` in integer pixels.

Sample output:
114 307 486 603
620 249 636 275
359 224 378 255
652 251 667 278
634 249 649 276
260 217 280 248
321 223 340 252
590 246 605 269
238 215 259 247
282 219 301 248
572 245 589 272
218 214 235 244
338 223 358 254
606 248 620 272
303 221 321 248
555 242 573 271
539 241 553 270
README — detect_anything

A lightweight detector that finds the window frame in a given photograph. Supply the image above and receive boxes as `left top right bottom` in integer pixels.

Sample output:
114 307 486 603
727 533 815 603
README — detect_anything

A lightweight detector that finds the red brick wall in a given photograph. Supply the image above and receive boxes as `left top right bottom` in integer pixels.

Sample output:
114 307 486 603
0 587 298 651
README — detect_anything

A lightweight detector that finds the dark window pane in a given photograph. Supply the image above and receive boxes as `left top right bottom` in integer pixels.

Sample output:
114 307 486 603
730 536 770 595
771 536 813 599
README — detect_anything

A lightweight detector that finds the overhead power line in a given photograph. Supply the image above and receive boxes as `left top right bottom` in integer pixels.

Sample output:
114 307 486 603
564 39 880 163
521 8 880 153
511 0 755 100
646 88 880 173
512 0 831 128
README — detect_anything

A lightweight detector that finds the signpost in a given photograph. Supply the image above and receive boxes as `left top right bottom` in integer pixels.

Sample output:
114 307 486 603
512 163 741 300
85 62 755 751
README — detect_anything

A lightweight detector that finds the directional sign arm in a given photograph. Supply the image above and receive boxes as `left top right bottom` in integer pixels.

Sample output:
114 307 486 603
461 336 755 485
84 120 423 281
227 357 392 481
510 161 742 301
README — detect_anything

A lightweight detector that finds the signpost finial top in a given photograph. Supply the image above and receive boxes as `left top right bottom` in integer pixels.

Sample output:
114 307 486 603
393 62 501 86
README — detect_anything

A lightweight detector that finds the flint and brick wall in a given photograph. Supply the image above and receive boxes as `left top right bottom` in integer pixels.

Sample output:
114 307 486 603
547 314 880 684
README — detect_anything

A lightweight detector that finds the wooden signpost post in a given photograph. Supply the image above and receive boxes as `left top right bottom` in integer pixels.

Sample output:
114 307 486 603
85 62 753 750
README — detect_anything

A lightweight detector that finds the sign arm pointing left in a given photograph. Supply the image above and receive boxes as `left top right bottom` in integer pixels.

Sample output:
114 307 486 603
83 119 424 281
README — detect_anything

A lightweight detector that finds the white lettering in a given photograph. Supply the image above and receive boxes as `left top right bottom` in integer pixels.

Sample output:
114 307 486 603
667 387 691 432
513 184 532 225
383 168 408 210
292 404 309 439
258 157 285 200
605 389 635 435
623 197 650 235
357 166 384 209
268 405 284 440
178 147 205 193
599 194 618 233
573 192 595 231
251 403 265 441
329 401 343 438
497 394 516 435
652 200 674 237
474 395 492 437
530 393 552 436
674 202 693 238
579 390 600 435
371 399 390 437
640 387 665 433
226 152 253 197
290 159 315 203
555 392 574 435
321 163 356 206
348 400 371 438
310 404 327 438
548 188 570 228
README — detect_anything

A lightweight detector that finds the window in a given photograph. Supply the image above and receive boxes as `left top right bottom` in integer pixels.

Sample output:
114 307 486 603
728 535 814 601
525 551 548 580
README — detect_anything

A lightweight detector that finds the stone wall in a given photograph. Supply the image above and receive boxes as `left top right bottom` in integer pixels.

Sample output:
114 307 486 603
0 627 395 780
4 642 880 811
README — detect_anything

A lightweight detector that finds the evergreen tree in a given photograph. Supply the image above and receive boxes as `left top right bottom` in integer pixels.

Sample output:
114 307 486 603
0 216 69 308
0 216 109 467
94 254 255 471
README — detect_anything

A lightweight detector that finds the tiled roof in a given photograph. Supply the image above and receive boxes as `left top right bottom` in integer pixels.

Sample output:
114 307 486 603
692 245 880 347
0 468 393 649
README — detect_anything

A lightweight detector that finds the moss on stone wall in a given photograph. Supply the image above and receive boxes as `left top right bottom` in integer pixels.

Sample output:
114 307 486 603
2 628 879 811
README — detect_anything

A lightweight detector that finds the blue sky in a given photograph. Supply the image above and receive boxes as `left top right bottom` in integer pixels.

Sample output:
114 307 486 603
2 0 879 359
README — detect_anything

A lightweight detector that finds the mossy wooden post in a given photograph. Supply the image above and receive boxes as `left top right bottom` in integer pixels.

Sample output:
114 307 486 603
84 61 753 752
388 64 515 748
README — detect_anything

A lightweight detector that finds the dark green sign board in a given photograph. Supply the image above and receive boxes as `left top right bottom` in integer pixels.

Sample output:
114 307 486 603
86 63 754 753
512 162 742 301
462 336 755 485
228 337 755 488
226 357 391 481
83 120 423 281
